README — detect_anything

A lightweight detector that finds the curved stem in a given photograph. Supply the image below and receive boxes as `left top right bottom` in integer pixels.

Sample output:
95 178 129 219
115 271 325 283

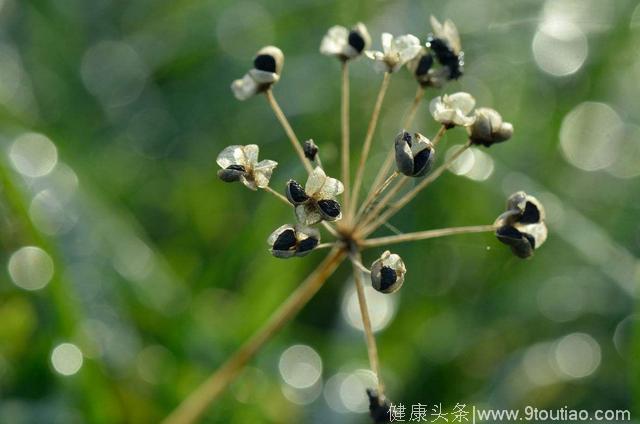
350 72 391 218
361 224 497 249
350 251 385 399
164 248 346 424
360 141 472 237
264 90 313 174
341 62 351 219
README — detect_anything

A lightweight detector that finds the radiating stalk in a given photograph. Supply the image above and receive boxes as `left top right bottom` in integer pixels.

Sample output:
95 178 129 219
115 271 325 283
265 90 313 174
350 251 385 399
164 248 346 424
361 224 497 248
350 72 391 218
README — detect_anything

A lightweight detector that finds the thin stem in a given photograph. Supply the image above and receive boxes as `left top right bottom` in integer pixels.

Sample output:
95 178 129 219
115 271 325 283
321 221 339 238
262 186 289 205
359 174 408 231
350 256 371 274
355 171 399 222
164 248 346 424
358 126 448 229
316 242 337 250
350 251 385 398
431 125 448 147
349 72 391 218
264 89 313 174
361 224 497 249
341 62 351 219
364 86 425 208
360 141 472 237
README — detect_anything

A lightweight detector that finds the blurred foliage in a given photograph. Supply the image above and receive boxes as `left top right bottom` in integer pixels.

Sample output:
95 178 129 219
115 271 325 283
0 0 639 423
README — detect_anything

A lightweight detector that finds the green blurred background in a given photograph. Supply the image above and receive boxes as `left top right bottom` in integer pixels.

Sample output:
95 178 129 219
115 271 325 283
0 0 639 422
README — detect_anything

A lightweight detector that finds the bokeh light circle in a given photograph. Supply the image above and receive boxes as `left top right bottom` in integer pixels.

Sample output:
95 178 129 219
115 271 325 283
532 21 588 77
51 343 83 376
8 246 54 291
559 102 623 171
9 133 58 177
278 344 322 389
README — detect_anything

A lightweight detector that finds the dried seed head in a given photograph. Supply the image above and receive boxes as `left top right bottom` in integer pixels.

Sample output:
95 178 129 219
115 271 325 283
394 130 435 177
231 46 284 100
427 16 464 80
267 224 320 258
468 107 514 147
320 23 371 60
303 139 319 161
293 167 344 226
429 92 476 127
216 144 277 190
495 191 547 258
370 250 406 294
366 389 391 423
406 48 449 88
365 33 422 73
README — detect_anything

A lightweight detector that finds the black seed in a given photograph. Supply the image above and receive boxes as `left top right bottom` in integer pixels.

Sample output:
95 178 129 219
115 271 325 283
286 180 309 204
415 53 434 76
272 229 297 251
496 225 522 242
511 237 534 258
367 389 391 423
520 201 541 224
254 54 277 73
303 140 318 161
297 237 318 254
217 165 246 182
402 131 412 145
523 233 536 250
317 199 341 219
348 31 366 53
379 266 397 292
412 148 433 177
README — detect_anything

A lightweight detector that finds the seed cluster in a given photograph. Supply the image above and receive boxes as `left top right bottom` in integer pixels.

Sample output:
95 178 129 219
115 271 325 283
214 15 547 423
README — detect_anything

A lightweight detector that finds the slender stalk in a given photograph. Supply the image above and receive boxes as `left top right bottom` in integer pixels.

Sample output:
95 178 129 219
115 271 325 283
431 125 448 147
360 141 472 237
361 224 497 249
349 72 391 218
262 186 289 205
321 221 339 238
164 248 346 424
350 251 385 398
316 242 337 250
364 86 425 207
355 171 399 221
350 256 371 274
264 90 313 174
359 175 408 231
341 62 351 219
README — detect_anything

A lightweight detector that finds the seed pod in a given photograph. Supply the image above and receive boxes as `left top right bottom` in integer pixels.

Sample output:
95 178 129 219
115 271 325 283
286 180 310 205
394 130 435 177
267 224 320 258
370 251 406 294
252 46 284 79
495 192 547 259
468 108 514 147
303 139 319 161
320 23 371 61
292 167 344 226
